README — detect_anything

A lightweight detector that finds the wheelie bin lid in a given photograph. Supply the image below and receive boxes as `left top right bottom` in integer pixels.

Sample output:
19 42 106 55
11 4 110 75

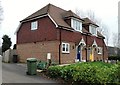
27 58 37 62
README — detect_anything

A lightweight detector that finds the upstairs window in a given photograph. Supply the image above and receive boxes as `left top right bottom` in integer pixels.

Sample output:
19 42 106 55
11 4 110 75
31 21 38 30
97 47 102 54
89 25 97 36
62 43 70 53
71 18 82 32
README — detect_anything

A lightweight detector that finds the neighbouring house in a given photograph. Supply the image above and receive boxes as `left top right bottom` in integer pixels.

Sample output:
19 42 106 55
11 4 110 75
107 46 120 56
16 4 108 64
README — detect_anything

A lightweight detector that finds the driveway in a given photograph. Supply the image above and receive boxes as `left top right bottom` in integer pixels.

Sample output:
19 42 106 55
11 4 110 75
2 63 58 83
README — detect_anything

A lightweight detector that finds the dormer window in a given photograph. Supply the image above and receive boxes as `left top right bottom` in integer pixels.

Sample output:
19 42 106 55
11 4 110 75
71 18 82 32
89 25 97 36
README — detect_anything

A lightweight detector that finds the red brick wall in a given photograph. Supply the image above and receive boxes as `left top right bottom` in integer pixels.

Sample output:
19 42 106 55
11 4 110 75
60 42 76 64
17 16 57 44
17 41 108 64
17 41 60 63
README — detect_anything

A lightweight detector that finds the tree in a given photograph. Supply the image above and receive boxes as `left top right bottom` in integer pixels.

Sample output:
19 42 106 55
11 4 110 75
2 35 12 52
112 32 118 47
112 32 119 55
75 9 110 45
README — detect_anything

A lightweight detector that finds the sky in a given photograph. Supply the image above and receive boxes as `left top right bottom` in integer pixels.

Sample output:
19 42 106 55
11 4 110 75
0 0 119 47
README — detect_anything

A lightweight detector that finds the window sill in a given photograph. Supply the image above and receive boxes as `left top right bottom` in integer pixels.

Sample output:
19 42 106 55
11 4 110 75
90 34 97 37
62 51 70 54
74 30 82 33
98 53 102 55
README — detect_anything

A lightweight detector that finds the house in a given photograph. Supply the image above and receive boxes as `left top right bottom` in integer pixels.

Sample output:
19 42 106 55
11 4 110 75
107 46 120 56
16 4 108 64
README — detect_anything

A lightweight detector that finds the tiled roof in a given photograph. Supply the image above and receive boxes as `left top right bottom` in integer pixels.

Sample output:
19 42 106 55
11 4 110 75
62 10 83 20
83 18 99 27
82 27 91 34
20 3 104 40
21 4 80 30
97 31 105 38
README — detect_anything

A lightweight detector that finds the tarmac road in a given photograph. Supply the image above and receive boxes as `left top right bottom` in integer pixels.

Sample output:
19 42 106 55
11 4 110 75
2 63 58 83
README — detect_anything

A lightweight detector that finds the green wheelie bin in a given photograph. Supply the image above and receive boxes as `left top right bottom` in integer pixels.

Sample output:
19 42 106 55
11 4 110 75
26 58 37 75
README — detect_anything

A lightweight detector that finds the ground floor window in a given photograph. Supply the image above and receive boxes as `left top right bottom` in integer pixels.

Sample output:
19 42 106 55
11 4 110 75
97 47 102 54
62 42 70 53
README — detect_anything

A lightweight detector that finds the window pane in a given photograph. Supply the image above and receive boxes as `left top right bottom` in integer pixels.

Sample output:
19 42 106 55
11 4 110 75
62 43 70 53
31 21 38 30
73 19 76 29
62 44 65 51
98 47 102 54
66 44 68 51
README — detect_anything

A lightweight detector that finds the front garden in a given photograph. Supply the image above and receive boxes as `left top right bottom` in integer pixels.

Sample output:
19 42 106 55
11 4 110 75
45 61 120 84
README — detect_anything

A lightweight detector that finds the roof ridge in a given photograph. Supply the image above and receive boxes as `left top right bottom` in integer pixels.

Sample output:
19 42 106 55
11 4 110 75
47 3 51 13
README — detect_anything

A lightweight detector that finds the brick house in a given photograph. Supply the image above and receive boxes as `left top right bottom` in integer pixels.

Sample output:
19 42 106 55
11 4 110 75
16 4 108 64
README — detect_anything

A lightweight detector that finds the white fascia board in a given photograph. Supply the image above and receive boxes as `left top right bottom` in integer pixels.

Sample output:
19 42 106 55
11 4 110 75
71 17 82 22
47 13 58 28
14 23 22 35
21 14 48 23
79 37 86 46
92 39 98 47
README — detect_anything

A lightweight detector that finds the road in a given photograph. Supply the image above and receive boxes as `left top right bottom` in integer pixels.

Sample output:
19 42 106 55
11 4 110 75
2 63 58 83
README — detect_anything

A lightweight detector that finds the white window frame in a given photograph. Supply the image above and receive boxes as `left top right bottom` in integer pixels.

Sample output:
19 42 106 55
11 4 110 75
89 25 97 36
62 42 70 53
31 21 38 30
71 18 82 32
97 47 102 54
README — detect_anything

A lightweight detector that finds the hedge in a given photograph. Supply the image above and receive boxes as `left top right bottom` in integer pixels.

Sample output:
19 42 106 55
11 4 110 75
108 55 120 60
47 62 120 84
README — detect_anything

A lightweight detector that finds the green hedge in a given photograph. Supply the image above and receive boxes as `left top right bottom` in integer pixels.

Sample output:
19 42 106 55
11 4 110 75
108 55 120 60
47 62 120 84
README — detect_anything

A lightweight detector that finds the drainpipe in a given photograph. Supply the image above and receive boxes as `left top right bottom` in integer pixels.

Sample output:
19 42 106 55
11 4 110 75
59 28 62 64
85 34 88 62
102 39 105 62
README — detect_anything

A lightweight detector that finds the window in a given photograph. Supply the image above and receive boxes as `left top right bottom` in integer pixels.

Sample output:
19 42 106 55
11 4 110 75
97 47 102 54
71 18 82 32
31 21 38 30
89 25 97 36
62 43 70 53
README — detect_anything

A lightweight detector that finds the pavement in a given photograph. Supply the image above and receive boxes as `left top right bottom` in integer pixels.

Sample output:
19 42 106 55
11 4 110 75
2 63 58 83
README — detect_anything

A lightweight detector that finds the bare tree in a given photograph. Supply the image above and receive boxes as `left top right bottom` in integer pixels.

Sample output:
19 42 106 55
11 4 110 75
101 24 109 46
75 9 110 46
112 32 118 47
112 32 119 55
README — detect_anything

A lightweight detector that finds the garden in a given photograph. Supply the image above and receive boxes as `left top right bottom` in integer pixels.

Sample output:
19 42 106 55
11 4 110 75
45 61 120 84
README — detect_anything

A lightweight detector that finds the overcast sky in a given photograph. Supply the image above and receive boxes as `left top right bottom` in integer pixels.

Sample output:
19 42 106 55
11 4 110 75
0 0 119 47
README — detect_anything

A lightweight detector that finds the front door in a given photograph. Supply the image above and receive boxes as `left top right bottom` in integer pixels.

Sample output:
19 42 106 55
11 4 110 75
77 45 81 61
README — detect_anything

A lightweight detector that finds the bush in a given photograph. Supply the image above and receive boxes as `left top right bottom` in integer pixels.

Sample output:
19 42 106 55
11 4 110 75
108 55 120 61
47 62 119 84
47 66 62 78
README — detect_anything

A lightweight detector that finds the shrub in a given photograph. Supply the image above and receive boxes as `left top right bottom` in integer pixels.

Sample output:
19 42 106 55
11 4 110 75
47 66 62 78
47 62 119 84
108 55 120 61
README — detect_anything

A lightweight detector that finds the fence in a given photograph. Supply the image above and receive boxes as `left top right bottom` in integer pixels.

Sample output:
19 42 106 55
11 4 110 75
2 49 17 63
